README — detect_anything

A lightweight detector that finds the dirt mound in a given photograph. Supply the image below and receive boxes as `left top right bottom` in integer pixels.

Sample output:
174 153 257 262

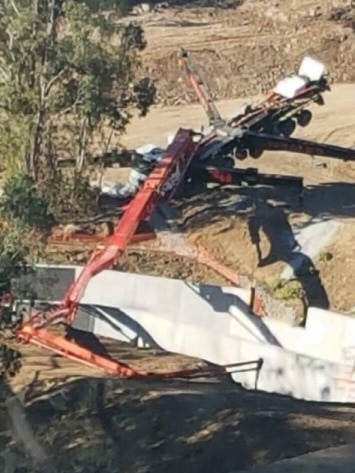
139 0 355 105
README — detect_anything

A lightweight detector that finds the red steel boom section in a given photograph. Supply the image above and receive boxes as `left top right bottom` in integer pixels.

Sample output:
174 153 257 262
62 129 199 316
17 129 234 379
178 49 223 125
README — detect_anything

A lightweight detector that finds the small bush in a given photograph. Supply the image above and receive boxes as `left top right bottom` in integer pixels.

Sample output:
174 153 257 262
39 168 100 223
1 173 55 232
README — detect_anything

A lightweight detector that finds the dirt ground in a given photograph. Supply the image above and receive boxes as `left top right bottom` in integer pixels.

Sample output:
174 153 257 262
4 1 355 472
3 341 355 473
135 0 355 105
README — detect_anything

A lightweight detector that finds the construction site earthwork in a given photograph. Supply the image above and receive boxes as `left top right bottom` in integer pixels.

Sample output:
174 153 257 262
5 0 355 472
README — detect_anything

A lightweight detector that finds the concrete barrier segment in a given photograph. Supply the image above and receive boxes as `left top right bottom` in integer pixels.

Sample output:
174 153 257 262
238 444 355 473
13 264 355 402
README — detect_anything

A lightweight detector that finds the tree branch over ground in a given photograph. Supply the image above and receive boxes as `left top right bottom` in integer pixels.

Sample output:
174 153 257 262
0 0 156 221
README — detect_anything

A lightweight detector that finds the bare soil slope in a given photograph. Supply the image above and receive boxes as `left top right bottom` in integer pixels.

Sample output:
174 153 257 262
3 344 355 473
135 0 355 105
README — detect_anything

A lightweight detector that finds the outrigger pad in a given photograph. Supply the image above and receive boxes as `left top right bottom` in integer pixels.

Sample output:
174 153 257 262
298 56 326 82
274 75 309 99
273 56 326 99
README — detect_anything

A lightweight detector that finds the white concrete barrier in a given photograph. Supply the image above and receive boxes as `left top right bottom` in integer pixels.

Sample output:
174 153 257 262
15 264 355 403
239 444 355 473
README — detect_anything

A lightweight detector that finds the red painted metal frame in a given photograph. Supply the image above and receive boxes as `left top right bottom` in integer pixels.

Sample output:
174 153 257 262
62 128 199 312
179 48 327 131
17 129 230 379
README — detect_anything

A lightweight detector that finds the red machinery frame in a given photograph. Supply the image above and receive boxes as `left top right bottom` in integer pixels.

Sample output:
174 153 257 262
178 48 328 131
17 129 244 379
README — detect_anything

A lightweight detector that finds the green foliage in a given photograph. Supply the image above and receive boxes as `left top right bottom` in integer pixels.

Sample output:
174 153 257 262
0 116 32 174
0 2 156 356
40 168 100 222
0 175 44 386
0 0 156 216
0 171 50 297
1 173 55 232
0 219 29 292
74 0 136 16
318 250 333 262
0 172 50 339
269 279 302 301
0 171 50 386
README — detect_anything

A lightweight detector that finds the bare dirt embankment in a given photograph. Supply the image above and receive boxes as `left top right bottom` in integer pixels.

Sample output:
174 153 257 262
3 355 355 473
137 0 355 105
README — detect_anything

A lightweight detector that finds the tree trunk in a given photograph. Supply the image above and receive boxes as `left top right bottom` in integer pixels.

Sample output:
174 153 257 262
0 376 54 470
76 118 88 171
29 103 46 181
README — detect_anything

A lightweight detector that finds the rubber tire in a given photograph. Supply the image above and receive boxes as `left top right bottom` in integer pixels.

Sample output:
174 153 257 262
234 148 248 161
249 147 263 159
279 119 296 137
297 110 312 127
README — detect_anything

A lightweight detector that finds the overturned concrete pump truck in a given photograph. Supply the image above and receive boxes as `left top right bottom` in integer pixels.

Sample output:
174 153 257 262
2 49 355 381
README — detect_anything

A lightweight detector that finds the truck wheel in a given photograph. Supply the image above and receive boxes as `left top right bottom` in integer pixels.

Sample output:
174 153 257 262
249 147 263 159
297 110 312 127
234 148 248 160
279 119 296 137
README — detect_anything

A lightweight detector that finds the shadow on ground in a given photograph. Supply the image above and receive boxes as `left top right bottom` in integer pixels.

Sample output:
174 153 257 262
146 0 244 9
3 376 355 473
176 180 355 309
178 181 355 227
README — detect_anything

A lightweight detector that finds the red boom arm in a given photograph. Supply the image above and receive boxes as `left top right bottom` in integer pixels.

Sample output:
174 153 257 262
18 130 202 354
15 128 256 380
63 128 199 314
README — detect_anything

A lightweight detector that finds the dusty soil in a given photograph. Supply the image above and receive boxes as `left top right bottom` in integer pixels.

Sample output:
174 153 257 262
135 0 355 105
2 341 355 473
4 2 355 472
